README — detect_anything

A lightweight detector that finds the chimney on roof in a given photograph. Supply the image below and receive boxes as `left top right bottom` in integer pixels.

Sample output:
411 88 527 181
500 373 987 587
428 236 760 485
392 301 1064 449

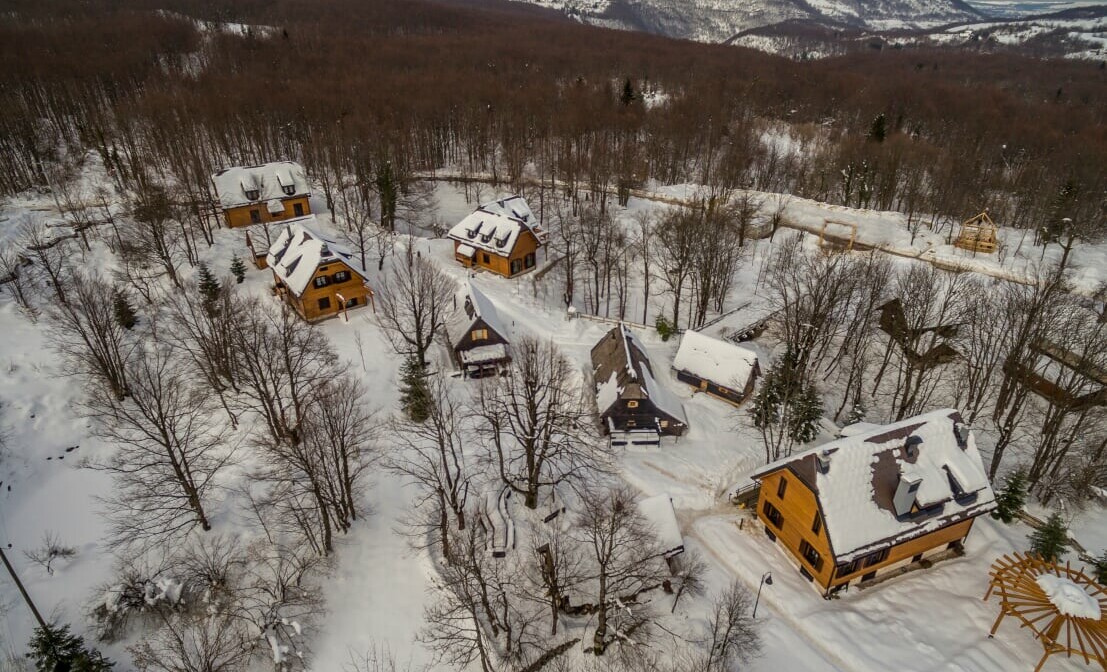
893 474 922 517
816 447 838 474
904 434 922 459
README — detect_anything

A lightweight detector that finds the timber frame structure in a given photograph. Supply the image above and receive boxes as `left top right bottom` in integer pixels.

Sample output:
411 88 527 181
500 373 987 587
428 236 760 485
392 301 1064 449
984 552 1107 672
955 211 999 254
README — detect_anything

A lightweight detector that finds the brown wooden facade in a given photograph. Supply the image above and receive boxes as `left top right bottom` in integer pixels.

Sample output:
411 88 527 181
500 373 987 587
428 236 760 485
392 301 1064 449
675 364 760 406
755 468 976 596
223 196 311 229
453 230 540 278
273 259 373 322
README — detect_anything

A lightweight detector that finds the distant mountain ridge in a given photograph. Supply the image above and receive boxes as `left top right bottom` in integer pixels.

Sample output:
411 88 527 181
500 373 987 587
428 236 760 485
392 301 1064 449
506 0 984 43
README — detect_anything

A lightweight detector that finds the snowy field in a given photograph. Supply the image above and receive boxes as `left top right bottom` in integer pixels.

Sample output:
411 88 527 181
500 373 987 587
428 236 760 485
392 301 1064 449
1 163 1105 671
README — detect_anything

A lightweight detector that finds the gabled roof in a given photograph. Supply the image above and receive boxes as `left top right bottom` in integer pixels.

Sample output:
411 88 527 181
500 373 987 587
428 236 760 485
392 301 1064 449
446 195 540 257
211 161 311 210
446 281 510 348
673 330 758 390
265 216 368 296
591 325 687 425
753 409 995 563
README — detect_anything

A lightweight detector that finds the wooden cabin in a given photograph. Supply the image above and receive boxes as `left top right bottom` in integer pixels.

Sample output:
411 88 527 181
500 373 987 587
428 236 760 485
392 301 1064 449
672 330 760 405
445 282 511 378
954 212 998 254
638 494 684 560
211 161 312 229
244 222 280 269
266 217 373 322
591 325 687 437
447 195 546 278
752 409 995 597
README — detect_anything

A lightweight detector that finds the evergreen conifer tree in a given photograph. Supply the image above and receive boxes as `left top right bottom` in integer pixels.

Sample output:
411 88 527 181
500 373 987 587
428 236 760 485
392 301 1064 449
991 468 1028 524
112 289 137 330
197 263 221 309
1093 551 1107 585
399 355 431 422
620 77 637 106
27 623 114 672
845 402 866 426
787 379 823 445
230 254 247 284
1029 512 1071 563
869 113 887 143
654 315 675 342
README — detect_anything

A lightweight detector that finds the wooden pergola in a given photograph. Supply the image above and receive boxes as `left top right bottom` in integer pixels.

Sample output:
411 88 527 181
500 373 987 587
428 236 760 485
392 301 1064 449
984 553 1107 672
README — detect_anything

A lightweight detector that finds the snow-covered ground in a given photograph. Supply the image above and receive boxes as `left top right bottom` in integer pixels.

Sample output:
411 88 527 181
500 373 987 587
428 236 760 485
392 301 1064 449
1 164 1104 671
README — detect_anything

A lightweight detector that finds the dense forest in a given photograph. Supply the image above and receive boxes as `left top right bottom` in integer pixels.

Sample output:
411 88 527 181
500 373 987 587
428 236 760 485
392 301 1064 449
1 0 1105 242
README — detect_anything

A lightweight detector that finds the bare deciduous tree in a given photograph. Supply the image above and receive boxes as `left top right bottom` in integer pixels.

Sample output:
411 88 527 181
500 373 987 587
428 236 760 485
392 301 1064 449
388 377 471 561
375 245 454 367
85 344 232 547
574 485 669 656
475 337 604 510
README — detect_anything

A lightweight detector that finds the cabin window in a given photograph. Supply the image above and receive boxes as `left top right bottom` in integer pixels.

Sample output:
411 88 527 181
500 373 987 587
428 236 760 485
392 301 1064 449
482 253 491 264
627 400 639 409
471 329 488 341
811 513 822 535
863 548 889 568
762 501 783 529
317 297 331 310
626 419 637 427
345 297 358 308
837 559 860 577
250 209 262 224
777 478 788 500
510 258 523 275
245 189 260 201
283 185 296 196
659 420 669 428
333 270 351 283
293 202 304 216
313 276 330 288
524 252 536 269
800 540 823 572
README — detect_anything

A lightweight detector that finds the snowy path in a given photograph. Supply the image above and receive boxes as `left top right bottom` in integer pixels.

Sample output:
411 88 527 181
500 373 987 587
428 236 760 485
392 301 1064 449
420 170 1107 295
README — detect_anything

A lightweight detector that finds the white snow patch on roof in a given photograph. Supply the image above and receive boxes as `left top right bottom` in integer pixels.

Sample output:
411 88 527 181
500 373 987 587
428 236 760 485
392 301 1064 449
1036 574 1102 620
211 161 310 209
447 195 538 256
638 362 688 425
673 330 758 390
755 409 995 562
265 216 368 295
459 343 508 365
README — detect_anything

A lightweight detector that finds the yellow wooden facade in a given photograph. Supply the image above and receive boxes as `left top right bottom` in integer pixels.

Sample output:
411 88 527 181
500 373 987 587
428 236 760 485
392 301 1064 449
273 259 372 322
454 229 540 278
755 468 976 595
223 196 312 229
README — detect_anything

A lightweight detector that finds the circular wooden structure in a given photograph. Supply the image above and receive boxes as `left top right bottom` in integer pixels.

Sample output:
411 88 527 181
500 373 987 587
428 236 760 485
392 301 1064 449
984 552 1107 671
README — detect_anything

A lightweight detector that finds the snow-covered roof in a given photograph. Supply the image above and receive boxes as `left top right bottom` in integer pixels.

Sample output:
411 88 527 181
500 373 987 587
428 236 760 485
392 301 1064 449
638 493 684 558
265 216 368 296
672 330 758 390
1036 574 1102 620
459 344 509 365
591 325 687 425
211 161 310 210
753 409 996 563
446 195 540 257
446 281 510 348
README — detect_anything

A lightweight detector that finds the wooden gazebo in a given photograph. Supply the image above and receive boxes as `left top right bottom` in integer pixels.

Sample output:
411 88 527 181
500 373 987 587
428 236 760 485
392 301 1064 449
955 211 999 254
984 552 1107 671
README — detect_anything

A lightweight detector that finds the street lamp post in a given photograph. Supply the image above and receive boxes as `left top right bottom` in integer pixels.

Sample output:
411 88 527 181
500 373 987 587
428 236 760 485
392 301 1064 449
752 571 773 619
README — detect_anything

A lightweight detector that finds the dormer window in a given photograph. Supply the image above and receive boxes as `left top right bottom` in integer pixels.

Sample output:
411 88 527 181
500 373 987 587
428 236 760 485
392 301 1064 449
282 185 295 196
245 188 260 201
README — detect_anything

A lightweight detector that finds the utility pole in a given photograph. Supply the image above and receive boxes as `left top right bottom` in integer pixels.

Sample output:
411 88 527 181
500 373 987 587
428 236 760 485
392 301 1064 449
0 544 47 629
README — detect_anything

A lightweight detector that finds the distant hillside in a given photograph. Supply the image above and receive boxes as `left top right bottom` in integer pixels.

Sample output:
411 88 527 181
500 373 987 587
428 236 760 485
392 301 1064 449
503 0 982 43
